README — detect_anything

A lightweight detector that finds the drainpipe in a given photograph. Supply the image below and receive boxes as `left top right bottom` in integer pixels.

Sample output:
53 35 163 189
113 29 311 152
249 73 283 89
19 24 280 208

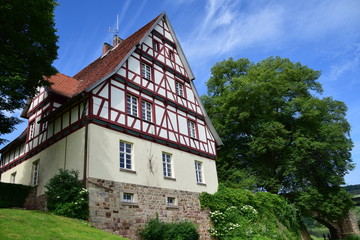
83 119 89 188
81 95 89 188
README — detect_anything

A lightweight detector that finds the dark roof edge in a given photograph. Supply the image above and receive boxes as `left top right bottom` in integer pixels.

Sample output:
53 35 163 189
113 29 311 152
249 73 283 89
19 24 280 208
0 129 27 154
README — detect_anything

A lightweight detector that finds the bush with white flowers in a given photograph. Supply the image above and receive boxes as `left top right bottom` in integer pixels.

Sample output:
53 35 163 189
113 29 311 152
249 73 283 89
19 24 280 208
200 185 300 240
45 169 89 220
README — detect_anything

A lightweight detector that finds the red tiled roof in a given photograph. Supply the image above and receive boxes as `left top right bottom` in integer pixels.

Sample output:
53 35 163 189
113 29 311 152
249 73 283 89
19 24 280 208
72 14 161 95
46 73 80 98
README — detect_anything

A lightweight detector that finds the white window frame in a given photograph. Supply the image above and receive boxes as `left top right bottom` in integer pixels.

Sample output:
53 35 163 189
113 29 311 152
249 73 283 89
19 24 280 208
167 196 176 206
142 62 151 80
188 120 197 138
162 152 172 178
169 50 174 61
11 172 16 184
122 193 134 203
142 101 152 122
175 81 184 97
32 161 39 186
127 95 138 117
29 122 35 139
120 141 133 170
195 161 204 183
42 111 49 131
153 40 159 52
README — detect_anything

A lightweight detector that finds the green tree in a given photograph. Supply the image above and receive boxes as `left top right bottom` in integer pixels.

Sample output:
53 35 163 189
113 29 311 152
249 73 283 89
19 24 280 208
202 57 355 236
0 0 58 143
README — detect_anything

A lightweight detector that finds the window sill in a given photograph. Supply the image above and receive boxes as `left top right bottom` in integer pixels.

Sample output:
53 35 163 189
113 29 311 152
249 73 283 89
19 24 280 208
142 119 154 124
121 201 139 207
120 168 137 174
197 182 206 186
166 205 180 210
127 115 141 120
164 176 176 181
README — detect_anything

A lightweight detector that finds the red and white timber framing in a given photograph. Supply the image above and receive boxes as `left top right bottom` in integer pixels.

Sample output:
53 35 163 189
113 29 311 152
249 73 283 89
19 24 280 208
0 16 218 173
89 19 216 158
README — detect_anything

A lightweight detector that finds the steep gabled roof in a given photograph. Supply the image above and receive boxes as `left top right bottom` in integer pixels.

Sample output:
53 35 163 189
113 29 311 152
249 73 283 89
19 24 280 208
72 13 162 95
21 12 223 146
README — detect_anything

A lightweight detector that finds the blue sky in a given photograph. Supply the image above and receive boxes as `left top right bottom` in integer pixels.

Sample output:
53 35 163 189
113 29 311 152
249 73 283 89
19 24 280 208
2 0 360 185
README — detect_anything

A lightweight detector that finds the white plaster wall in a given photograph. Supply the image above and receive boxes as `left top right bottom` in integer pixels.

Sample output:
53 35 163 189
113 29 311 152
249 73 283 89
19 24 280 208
1 128 85 196
87 124 218 194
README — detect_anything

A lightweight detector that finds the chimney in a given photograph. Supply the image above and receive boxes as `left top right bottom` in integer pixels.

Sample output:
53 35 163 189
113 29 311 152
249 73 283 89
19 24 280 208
113 34 123 47
102 42 112 55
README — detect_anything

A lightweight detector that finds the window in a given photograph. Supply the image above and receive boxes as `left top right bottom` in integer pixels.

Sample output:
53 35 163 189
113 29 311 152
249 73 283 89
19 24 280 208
167 197 176 206
142 63 151 80
122 193 134 203
175 81 184 97
42 111 49 131
32 161 39 186
29 122 35 139
142 101 152 122
162 152 172 178
169 50 174 61
127 95 138 117
188 120 197 138
11 172 16 184
195 161 203 183
120 141 133 170
153 41 159 52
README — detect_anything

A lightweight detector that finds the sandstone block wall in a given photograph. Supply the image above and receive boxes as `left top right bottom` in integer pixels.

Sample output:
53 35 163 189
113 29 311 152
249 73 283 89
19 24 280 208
88 177 214 240
24 187 47 210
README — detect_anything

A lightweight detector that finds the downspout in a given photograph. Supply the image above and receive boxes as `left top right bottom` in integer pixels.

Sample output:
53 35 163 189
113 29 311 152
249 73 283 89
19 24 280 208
81 94 89 188
64 136 67 169
83 119 89 188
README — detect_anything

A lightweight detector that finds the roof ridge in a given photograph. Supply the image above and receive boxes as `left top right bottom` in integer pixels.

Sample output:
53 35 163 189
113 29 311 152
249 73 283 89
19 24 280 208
72 13 163 95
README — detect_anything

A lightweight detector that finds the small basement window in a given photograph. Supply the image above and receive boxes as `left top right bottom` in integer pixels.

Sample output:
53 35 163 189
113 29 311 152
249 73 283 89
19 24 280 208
122 193 134 203
167 197 176 206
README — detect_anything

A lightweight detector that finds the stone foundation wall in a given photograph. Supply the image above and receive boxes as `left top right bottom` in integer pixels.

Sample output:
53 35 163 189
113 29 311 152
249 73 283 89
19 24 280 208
24 187 47 210
88 177 214 240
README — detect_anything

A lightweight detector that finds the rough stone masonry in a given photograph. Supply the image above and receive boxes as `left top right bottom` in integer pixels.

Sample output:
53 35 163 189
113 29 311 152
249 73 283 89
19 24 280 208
87 177 215 240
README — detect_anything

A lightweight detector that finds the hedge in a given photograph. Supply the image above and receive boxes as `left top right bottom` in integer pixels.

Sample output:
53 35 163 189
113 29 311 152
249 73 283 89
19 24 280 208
0 182 33 208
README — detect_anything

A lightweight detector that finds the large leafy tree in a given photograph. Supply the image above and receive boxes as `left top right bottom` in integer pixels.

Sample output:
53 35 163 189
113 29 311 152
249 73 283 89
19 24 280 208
202 57 354 225
0 0 58 143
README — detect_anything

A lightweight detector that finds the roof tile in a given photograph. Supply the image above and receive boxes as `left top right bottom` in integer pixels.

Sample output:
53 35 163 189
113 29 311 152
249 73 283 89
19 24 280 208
46 73 80 98
72 14 161 95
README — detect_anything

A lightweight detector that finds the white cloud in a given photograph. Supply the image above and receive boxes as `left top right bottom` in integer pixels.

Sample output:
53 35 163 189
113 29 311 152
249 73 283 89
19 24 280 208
181 0 360 63
183 0 285 60
323 44 360 83
289 0 360 40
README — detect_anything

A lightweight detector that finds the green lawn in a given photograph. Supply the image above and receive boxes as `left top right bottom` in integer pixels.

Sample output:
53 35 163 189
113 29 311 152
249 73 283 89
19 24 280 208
0 209 128 240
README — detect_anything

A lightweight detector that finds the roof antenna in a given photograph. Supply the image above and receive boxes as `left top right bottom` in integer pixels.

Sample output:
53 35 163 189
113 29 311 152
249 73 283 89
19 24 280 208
108 14 122 47
109 14 119 34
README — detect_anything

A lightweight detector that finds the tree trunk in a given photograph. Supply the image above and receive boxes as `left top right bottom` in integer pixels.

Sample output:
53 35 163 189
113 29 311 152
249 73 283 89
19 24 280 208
300 222 312 240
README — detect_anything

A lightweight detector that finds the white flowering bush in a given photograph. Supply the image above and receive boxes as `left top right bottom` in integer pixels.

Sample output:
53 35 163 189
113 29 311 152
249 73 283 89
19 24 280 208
200 186 300 240
208 205 259 239
45 169 89 220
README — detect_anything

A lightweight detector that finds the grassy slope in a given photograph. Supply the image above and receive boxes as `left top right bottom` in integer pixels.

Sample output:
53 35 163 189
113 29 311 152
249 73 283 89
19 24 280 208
0 209 128 240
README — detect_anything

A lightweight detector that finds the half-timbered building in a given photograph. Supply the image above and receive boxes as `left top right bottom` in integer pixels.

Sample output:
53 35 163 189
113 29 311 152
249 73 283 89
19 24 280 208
0 12 222 239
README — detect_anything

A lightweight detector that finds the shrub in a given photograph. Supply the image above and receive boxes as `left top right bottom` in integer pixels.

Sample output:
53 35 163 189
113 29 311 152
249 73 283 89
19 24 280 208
45 169 88 220
200 185 301 240
341 235 360 240
140 215 199 240
0 182 32 208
